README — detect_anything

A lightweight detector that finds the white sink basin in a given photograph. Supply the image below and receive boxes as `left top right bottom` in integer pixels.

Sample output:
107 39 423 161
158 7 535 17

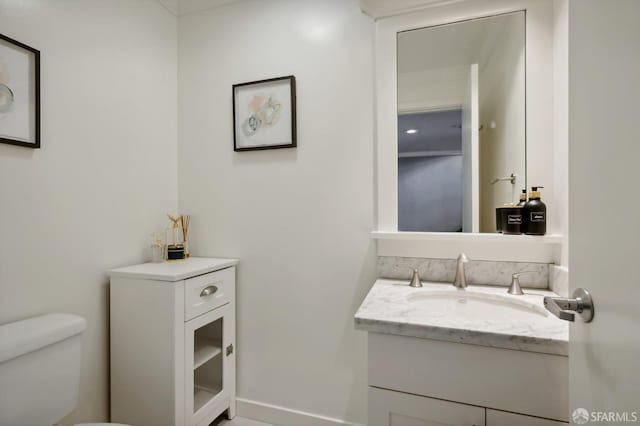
406 290 548 322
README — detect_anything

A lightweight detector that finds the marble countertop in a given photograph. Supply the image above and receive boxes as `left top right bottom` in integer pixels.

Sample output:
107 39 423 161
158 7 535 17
355 279 569 356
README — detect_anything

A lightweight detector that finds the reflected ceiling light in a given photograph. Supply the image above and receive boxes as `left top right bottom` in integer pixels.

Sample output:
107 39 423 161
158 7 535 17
405 129 418 134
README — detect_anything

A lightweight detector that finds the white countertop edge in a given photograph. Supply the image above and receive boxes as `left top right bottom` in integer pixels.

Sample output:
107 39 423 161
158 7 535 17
354 317 569 356
107 257 239 281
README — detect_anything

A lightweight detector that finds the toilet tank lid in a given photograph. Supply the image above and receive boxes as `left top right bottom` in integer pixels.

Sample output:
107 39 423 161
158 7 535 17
0 313 86 363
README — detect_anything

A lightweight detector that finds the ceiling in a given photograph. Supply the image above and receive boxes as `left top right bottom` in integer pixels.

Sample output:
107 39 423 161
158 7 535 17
156 0 243 16
159 0 458 18
397 13 515 74
359 0 460 19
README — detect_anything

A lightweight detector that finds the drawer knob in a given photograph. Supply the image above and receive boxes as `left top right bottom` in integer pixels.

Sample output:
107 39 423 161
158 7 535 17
200 285 218 297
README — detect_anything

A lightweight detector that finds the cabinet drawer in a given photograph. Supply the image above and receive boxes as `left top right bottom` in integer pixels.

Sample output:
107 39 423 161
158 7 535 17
486 409 568 425
369 387 485 426
185 267 234 321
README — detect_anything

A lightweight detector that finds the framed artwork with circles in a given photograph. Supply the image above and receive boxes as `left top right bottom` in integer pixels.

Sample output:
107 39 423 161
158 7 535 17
0 33 40 149
232 75 296 152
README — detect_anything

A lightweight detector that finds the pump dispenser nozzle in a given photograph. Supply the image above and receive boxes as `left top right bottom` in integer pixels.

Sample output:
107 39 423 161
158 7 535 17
529 186 544 199
518 189 527 206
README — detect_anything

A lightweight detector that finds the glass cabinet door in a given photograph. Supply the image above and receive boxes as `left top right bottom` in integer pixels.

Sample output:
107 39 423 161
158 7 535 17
185 303 233 425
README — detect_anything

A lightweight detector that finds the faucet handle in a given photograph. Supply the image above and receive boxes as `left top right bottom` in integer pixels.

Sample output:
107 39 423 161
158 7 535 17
453 254 469 289
409 268 423 288
507 271 537 295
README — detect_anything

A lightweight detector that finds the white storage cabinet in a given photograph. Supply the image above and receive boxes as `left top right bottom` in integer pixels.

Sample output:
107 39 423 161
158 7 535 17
368 332 569 425
108 257 238 426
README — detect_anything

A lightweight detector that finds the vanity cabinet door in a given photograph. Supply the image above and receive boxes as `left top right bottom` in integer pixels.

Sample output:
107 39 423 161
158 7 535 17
369 387 485 426
486 409 568 425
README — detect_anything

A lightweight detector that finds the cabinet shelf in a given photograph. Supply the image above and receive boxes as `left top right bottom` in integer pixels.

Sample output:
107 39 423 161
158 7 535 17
194 384 221 413
193 337 222 370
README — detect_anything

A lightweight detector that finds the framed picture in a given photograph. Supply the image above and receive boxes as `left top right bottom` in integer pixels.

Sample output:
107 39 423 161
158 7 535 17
0 33 40 149
233 75 296 151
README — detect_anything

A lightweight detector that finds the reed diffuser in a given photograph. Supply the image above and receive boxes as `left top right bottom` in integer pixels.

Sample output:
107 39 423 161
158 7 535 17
180 214 191 258
150 231 165 263
166 214 185 260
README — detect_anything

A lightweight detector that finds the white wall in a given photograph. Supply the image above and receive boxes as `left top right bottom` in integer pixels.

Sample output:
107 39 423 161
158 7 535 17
479 13 526 232
0 1 177 423
552 0 569 266
178 0 375 423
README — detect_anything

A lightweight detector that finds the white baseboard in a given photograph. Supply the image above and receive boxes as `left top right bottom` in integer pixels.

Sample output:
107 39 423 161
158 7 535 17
236 398 366 426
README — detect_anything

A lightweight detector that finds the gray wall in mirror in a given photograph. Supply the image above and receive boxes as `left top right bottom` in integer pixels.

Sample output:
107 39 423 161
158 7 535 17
398 110 463 232
397 11 526 233
399 155 463 232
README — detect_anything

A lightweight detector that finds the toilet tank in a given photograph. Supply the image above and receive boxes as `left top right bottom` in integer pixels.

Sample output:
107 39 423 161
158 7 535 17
0 313 86 426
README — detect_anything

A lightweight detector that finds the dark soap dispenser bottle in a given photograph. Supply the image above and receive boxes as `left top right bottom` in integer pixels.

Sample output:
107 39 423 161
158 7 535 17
524 186 547 235
517 189 527 206
518 189 528 233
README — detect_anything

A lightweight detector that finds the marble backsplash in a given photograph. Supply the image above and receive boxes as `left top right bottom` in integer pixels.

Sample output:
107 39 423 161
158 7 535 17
377 256 550 289
549 265 569 297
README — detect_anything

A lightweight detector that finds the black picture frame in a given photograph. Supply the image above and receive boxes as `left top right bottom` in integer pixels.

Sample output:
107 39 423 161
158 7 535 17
232 75 296 152
0 33 40 149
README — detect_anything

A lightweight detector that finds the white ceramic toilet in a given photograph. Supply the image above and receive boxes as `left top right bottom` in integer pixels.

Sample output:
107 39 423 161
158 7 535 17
0 313 130 426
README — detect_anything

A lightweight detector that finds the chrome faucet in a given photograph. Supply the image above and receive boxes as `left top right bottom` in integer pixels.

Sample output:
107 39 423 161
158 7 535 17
453 253 469 289
409 268 423 288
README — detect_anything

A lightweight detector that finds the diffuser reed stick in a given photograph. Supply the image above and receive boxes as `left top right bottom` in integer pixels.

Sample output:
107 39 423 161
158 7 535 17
181 214 191 257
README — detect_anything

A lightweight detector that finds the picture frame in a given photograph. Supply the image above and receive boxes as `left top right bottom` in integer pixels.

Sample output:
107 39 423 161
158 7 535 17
232 75 296 152
0 33 41 149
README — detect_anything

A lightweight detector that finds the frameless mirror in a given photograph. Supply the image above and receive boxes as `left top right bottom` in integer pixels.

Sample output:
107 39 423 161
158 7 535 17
397 12 526 233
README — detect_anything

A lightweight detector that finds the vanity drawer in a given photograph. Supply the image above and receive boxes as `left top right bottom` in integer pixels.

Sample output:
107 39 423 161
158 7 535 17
184 267 235 321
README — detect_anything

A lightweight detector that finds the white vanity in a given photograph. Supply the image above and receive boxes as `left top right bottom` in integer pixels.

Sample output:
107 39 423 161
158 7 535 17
356 280 569 425
108 257 238 426
359 0 572 421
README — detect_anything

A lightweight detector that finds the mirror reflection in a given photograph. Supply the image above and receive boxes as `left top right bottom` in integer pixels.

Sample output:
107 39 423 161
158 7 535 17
397 12 526 233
